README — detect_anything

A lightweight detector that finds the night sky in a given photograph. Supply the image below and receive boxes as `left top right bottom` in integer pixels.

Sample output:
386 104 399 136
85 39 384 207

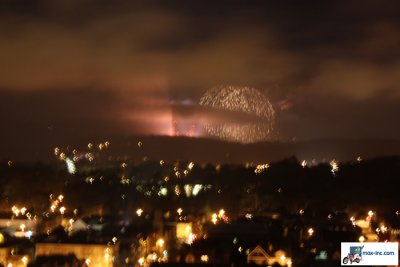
1 0 400 160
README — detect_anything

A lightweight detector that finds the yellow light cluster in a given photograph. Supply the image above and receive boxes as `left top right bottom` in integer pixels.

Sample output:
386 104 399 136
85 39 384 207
254 163 270 174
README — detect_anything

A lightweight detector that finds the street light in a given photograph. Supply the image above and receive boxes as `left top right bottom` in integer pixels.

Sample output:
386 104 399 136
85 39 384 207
156 238 165 248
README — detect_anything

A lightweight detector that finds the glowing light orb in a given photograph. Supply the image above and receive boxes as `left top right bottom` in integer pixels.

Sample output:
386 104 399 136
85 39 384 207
200 85 275 143
65 157 76 174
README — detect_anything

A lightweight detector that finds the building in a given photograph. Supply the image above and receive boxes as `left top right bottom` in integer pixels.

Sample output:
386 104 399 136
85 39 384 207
35 242 118 267
247 245 292 267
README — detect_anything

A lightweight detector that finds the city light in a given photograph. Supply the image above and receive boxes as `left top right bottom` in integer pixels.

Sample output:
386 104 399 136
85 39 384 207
138 257 145 266
20 207 27 215
50 204 56 213
136 208 143 216
177 208 183 215
59 152 66 160
65 157 76 174
12 206 20 216
156 238 165 248
245 213 253 219
200 255 209 263
211 213 218 224
218 209 225 218
330 160 339 174
308 228 314 237
192 184 203 196
301 160 307 168
0 141 396 266
254 163 270 174
188 162 195 170
187 233 197 244
59 206 66 215
368 210 374 217
21 256 28 265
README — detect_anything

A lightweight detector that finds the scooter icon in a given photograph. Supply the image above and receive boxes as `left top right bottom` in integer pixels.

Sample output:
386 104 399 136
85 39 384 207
343 245 364 264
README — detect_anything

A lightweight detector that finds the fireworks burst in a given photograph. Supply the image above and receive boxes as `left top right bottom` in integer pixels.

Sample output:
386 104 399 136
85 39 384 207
199 85 275 143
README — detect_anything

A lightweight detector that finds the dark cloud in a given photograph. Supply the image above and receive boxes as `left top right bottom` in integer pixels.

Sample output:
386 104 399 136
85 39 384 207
0 89 124 159
278 90 400 140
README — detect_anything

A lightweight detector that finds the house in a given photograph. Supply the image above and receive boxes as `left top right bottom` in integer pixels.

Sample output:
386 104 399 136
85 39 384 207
33 225 119 267
70 216 109 233
0 214 37 238
35 242 118 267
0 232 31 267
247 245 292 267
